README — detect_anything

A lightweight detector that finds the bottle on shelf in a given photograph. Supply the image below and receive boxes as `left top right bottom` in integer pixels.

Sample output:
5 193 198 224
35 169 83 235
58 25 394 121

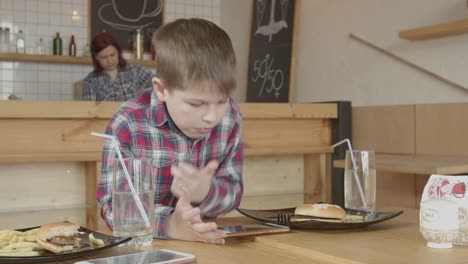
82 43 91 57
133 29 143 60
16 29 25 53
0 27 4 53
37 38 46 55
53 32 62 55
69 35 76 56
2 27 11 53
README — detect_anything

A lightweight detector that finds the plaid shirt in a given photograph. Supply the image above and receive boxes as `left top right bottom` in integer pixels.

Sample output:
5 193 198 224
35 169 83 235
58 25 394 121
82 64 154 101
96 89 243 238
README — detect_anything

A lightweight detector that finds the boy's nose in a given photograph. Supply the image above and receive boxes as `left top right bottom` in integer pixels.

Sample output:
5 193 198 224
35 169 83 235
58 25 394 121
202 107 217 123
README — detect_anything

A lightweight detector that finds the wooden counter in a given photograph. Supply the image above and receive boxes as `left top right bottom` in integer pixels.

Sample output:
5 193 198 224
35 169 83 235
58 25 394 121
0 101 337 229
44 208 468 264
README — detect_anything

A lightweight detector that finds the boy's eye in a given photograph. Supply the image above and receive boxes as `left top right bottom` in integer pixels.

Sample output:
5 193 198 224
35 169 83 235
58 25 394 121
188 102 202 107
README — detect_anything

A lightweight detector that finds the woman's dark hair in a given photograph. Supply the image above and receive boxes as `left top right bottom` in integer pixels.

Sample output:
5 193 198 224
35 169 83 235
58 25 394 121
90 32 127 74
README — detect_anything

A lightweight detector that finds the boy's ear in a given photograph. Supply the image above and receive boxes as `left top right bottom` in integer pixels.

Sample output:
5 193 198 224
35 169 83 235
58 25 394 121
152 77 167 101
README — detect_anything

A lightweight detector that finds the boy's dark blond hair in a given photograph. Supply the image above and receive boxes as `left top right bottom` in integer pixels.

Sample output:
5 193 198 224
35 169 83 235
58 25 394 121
152 18 236 98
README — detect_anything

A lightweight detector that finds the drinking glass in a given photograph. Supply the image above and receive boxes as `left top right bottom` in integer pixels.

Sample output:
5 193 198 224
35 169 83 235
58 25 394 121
344 150 376 211
112 158 155 247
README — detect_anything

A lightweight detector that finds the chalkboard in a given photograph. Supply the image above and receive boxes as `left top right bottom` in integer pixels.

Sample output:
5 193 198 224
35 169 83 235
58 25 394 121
89 0 164 52
246 0 296 103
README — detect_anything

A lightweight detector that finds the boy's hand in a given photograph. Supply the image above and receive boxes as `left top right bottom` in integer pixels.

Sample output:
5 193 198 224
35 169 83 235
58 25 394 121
166 186 226 244
171 160 219 203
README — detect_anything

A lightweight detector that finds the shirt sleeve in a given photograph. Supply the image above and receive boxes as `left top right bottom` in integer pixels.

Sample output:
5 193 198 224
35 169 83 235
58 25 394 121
96 115 175 239
198 110 244 218
82 75 96 101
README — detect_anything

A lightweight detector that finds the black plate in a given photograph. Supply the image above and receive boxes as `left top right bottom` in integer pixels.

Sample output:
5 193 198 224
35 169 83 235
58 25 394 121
0 225 131 263
237 207 403 229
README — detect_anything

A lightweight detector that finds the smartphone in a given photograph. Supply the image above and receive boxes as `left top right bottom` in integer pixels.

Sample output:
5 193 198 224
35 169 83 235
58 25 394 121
218 223 290 238
74 249 196 264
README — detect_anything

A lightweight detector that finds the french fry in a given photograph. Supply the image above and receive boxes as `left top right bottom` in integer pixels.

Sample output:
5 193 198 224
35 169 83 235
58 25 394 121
4 242 40 250
24 228 39 235
0 229 41 257
0 251 39 257
89 233 105 246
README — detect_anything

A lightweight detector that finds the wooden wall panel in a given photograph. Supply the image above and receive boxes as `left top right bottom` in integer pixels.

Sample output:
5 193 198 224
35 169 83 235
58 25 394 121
243 119 331 149
0 119 108 155
416 103 468 155
352 105 415 154
0 210 85 230
376 172 417 209
0 162 86 229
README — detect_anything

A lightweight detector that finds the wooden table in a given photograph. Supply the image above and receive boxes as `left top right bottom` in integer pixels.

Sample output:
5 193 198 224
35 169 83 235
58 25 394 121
333 154 468 175
48 208 468 264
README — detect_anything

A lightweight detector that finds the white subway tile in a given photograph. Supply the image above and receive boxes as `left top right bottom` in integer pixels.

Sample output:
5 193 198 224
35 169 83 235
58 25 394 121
38 1 49 12
2 70 13 81
25 0 37 12
50 14 61 25
26 12 37 24
38 71 49 82
0 0 14 10
13 0 25 11
49 2 61 13
26 70 38 82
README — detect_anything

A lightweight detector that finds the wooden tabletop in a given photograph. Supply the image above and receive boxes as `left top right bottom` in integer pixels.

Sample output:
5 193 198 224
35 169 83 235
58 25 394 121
333 154 468 175
42 208 468 264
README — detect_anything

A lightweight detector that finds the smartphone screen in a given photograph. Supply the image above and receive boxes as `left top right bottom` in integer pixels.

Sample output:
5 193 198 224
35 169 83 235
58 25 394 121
75 249 195 264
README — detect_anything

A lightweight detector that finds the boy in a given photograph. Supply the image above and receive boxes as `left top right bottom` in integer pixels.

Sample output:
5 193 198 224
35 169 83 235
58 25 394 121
96 18 243 245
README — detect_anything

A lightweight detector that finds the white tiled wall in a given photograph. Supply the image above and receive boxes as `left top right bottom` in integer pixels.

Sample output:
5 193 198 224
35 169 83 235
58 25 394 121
0 0 221 101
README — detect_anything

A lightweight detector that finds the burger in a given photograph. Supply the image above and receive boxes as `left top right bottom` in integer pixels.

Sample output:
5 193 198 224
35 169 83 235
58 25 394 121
294 203 347 222
36 222 81 253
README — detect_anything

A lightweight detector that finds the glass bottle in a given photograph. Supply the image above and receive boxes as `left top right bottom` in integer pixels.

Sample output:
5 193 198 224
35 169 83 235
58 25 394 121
4 27 10 52
133 29 143 60
0 27 4 53
16 29 25 53
37 38 46 55
53 32 62 55
82 43 91 57
69 35 76 56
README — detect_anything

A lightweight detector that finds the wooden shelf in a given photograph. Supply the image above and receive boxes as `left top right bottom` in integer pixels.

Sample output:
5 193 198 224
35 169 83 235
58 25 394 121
399 18 468 40
0 52 157 67
334 154 468 175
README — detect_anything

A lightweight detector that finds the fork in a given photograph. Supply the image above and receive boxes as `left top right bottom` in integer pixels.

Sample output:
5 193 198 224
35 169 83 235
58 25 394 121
277 210 292 223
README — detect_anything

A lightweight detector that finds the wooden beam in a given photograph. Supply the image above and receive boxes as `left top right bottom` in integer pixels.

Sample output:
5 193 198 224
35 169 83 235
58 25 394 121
399 18 468 41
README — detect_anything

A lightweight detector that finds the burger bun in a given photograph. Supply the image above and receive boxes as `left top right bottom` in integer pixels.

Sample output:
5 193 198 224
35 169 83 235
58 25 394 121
37 222 80 254
294 203 346 219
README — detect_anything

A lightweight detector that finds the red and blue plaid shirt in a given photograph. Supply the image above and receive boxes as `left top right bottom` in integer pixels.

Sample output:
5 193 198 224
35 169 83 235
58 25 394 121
96 89 243 238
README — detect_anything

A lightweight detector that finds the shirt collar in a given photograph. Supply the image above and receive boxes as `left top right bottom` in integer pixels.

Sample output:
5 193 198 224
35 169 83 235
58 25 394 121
148 89 180 132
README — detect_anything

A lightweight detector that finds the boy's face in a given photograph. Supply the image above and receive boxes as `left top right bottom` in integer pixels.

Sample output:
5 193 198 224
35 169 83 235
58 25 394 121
153 78 230 139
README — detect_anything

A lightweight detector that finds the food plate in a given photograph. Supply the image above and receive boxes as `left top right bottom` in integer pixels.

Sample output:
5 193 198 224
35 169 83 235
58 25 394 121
0 225 131 264
237 207 403 229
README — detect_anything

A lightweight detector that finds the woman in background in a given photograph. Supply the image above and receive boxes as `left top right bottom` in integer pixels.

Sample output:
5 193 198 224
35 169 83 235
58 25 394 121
82 32 154 101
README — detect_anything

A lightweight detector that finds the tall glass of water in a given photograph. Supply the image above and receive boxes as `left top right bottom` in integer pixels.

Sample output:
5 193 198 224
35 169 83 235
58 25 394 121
112 158 155 247
344 150 376 212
